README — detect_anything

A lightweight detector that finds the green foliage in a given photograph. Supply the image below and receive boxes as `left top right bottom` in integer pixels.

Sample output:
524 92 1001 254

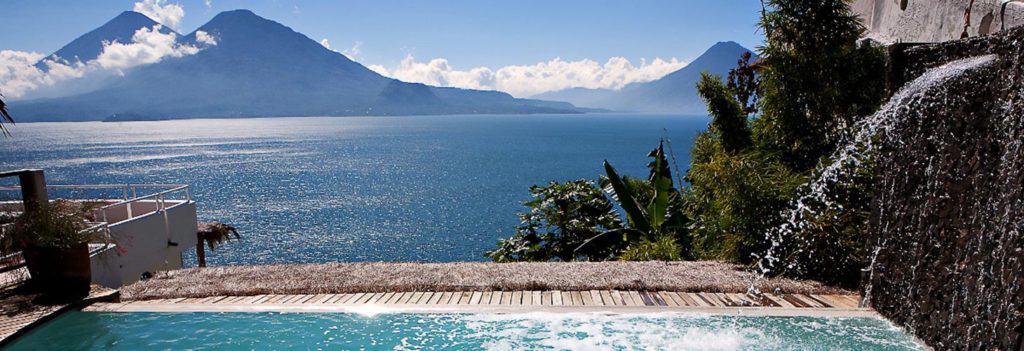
756 0 886 170
619 234 682 261
685 0 885 286
685 134 804 262
3 201 94 251
488 141 692 262
697 72 752 153
582 141 691 259
485 180 625 262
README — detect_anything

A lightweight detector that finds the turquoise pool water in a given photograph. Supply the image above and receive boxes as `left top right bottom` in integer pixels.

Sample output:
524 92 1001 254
6 312 923 350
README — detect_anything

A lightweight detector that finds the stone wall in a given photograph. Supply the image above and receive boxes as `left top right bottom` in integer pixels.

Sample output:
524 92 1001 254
852 0 1024 42
866 26 1024 349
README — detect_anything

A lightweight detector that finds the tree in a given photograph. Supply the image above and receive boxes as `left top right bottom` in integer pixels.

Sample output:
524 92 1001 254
684 0 886 286
195 222 240 267
578 141 692 260
697 72 752 153
485 180 625 262
755 0 886 170
486 141 692 262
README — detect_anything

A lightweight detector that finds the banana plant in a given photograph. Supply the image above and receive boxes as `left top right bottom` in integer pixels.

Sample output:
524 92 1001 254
576 140 687 256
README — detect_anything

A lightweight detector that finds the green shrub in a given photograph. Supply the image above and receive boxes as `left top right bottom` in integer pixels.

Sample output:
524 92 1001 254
485 180 625 262
619 235 682 261
684 0 886 286
4 201 93 251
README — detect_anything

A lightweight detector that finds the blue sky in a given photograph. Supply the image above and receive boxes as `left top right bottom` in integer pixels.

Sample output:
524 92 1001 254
1 0 765 98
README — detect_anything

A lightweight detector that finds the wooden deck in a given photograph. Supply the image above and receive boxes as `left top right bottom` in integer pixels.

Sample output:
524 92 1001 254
87 291 869 316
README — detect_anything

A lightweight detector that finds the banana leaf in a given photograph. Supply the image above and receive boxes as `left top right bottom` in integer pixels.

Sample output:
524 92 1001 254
646 142 673 231
574 228 643 260
602 160 651 232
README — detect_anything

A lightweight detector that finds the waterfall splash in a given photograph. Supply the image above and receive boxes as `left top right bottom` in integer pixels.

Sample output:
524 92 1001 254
748 54 998 296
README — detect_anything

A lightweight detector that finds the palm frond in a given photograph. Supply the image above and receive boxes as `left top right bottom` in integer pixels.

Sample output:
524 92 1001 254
197 221 240 250
0 94 14 137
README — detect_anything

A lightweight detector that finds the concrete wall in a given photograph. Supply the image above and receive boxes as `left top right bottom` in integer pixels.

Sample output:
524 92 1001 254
91 201 197 288
853 0 1024 42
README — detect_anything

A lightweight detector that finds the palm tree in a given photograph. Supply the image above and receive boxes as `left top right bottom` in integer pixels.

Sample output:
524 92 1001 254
195 222 240 267
0 94 14 137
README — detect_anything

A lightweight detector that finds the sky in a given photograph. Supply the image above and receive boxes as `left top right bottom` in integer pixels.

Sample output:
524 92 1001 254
0 0 765 98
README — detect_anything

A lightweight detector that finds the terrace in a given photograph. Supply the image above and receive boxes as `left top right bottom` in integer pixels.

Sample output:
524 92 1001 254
0 170 198 289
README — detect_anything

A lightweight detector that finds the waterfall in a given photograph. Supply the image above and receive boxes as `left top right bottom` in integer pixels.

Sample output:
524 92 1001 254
750 55 998 295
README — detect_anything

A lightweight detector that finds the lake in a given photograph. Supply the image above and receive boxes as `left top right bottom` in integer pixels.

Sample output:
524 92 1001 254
0 114 707 265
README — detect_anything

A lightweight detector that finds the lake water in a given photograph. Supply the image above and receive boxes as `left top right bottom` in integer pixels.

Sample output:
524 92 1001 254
0 114 706 265
5 312 924 350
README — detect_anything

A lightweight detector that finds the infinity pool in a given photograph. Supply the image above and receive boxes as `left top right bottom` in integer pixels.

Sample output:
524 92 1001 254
6 312 923 350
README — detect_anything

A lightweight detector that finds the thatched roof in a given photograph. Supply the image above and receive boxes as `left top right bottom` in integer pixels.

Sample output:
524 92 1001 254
122 261 849 300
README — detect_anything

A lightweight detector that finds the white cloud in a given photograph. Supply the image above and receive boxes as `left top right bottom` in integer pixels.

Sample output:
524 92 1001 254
0 25 204 99
133 0 185 30
369 55 686 97
94 25 198 70
204 0 212 8
342 41 363 61
321 39 364 61
195 30 217 46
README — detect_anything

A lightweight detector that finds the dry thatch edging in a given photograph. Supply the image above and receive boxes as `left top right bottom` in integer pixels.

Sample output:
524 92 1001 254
121 261 850 300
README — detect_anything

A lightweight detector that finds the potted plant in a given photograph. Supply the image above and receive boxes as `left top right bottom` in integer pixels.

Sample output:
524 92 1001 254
7 200 94 297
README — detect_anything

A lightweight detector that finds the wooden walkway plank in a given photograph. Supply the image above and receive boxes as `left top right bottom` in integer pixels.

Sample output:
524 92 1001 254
552 291 563 306
628 291 645 306
609 291 624 306
486 291 500 305
411 292 429 304
658 292 679 307
398 292 417 304
780 294 809 308
427 292 445 304
763 294 796 308
333 293 357 304
434 292 451 305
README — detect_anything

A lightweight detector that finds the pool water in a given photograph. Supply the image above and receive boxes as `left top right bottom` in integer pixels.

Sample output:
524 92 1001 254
6 312 924 350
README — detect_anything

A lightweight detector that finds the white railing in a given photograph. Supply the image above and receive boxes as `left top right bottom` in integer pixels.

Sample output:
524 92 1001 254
93 185 190 224
0 184 191 223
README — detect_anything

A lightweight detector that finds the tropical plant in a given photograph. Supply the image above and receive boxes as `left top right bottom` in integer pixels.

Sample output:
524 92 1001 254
487 141 692 262
0 94 14 137
195 221 240 267
577 141 691 260
4 200 93 251
684 0 886 286
485 180 625 262
756 0 886 170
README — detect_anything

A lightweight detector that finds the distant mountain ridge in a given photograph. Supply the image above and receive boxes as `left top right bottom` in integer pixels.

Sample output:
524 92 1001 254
35 11 176 71
535 41 755 114
14 10 582 121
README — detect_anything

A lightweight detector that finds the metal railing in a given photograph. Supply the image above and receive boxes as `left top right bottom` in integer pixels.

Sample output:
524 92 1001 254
91 185 191 224
0 184 191 224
